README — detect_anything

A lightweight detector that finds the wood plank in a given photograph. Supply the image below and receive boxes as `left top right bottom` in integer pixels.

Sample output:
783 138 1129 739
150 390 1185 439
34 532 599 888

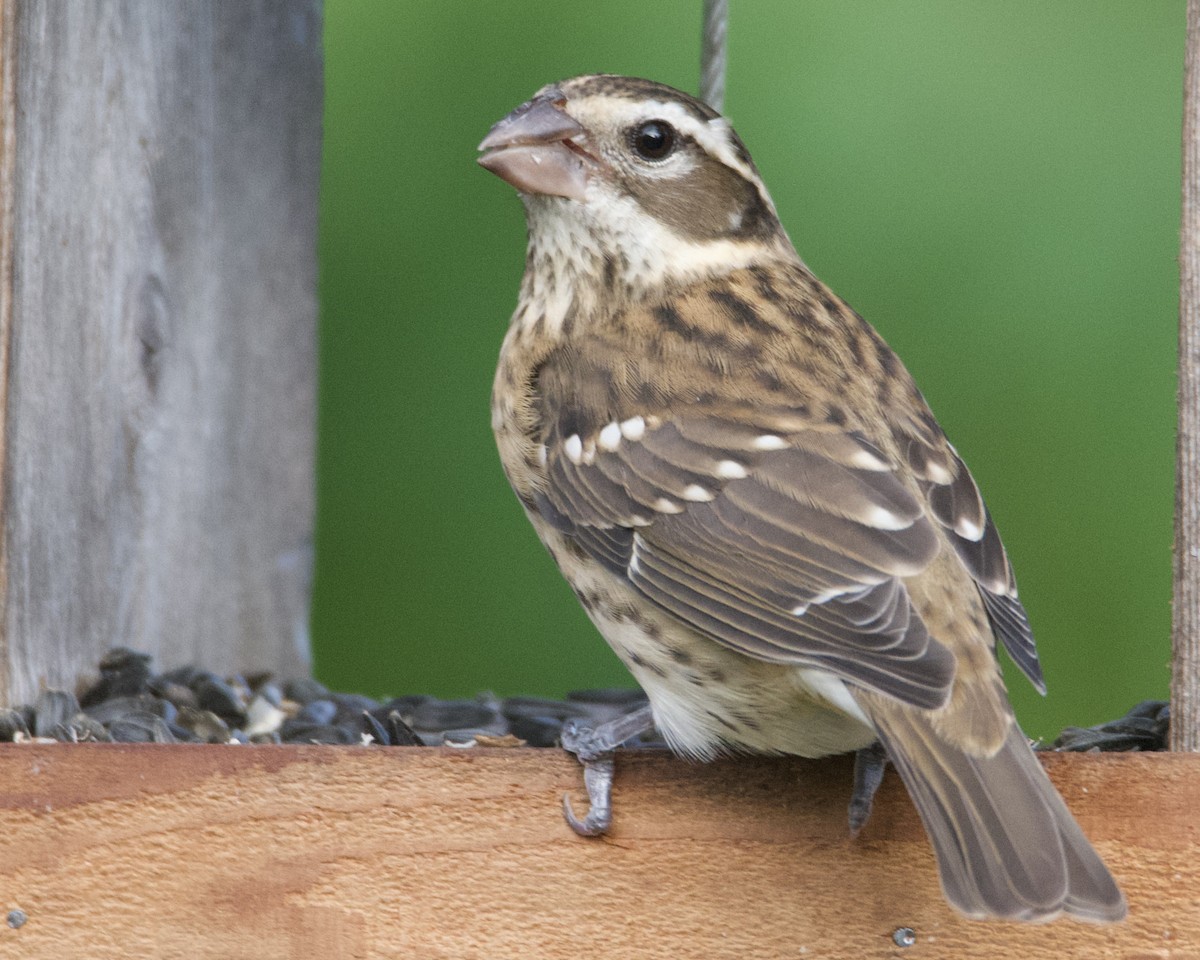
1177 0 1200 751
0 747 1194 959
0 1 321 704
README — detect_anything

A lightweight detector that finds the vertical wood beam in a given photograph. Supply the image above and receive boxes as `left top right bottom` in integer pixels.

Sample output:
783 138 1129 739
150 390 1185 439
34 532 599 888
1176 0 1200 751
0 0 322 704
0 1 18 702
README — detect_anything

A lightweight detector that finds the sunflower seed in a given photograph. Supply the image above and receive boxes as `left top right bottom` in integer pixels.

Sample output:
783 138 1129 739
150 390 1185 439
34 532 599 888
108 712 177 744
79 647 153 707
34 690 80 738
0 709 30 742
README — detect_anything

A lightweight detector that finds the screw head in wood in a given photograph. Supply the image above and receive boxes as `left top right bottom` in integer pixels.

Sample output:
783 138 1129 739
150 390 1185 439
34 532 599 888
892 927 916 948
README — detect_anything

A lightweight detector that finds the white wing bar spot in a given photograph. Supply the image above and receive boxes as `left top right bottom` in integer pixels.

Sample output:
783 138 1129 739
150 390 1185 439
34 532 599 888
563 434 583 464
925 460 953 484
955 516 985 541
598 421 622 451
620 416 647 441
848 448 891 471
753 434 788 451
866 506 912 531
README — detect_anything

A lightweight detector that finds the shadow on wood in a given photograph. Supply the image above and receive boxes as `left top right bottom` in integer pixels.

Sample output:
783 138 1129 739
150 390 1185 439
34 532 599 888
0 746 1195 959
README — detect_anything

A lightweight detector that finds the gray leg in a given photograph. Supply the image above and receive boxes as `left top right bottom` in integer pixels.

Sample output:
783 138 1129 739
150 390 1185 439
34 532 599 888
560 704 656 836
848 741 889 837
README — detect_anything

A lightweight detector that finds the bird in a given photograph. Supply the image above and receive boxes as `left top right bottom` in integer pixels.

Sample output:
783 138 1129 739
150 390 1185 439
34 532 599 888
478 74 1126 923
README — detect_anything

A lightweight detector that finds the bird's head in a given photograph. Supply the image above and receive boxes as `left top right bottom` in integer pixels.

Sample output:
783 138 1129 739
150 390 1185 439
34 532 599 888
479 75 797 307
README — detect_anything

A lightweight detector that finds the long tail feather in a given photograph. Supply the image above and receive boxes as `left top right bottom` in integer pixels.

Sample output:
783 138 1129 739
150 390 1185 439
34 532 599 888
869 708 1126 922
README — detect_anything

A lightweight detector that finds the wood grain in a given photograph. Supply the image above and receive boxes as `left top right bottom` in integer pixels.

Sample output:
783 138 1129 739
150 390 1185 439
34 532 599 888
0 1 321 704
1177 0 1200 752
0 746 1194 959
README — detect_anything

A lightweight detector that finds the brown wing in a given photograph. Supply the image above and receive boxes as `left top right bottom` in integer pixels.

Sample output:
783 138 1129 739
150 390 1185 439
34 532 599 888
533 401 957 710
526 263 1043 707
902 435 1045 693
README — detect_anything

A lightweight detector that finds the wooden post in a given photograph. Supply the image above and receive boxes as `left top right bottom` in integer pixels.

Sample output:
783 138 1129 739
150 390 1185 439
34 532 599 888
1176 0 1200 751
0 1 322 705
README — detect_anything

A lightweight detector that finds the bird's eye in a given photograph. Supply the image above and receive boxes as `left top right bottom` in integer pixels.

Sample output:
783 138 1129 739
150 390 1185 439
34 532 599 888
630 120 676 161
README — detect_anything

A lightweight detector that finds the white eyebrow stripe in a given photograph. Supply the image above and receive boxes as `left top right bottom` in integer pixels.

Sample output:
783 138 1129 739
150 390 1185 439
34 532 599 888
568 94 778 219
628 100 761 184
658 108 777 218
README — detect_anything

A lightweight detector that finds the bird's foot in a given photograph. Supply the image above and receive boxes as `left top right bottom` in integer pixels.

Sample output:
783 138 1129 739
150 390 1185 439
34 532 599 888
848 741 890 837
560 703 656 837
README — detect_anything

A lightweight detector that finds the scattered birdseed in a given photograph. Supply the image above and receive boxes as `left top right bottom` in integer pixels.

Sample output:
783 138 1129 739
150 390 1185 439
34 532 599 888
33 690 79 738
1045 700 1169 753
5 647 665 750
5 647 1163 752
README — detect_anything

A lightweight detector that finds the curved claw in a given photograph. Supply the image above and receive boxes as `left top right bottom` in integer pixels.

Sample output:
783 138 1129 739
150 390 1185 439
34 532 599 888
562 755 615 836
562 791 608 836
558 705 654 837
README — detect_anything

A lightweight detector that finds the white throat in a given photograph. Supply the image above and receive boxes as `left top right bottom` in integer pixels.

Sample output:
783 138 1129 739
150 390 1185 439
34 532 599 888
517 189 791 339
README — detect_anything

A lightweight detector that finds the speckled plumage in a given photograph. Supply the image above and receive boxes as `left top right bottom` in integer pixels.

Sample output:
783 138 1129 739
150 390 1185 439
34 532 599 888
482 74 1124 922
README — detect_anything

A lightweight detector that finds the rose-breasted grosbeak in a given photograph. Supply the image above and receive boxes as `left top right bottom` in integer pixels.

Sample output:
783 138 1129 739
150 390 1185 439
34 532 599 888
479 75 1125 923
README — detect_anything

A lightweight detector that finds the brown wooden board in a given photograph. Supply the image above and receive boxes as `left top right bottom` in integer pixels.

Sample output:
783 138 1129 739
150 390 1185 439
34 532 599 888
0 746 1194 959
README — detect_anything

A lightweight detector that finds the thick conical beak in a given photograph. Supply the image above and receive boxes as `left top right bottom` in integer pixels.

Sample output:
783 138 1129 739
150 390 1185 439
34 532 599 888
478 89 589 201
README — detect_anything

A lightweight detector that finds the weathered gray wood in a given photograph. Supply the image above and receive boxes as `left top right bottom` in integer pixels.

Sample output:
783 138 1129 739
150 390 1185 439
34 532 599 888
1176 0 1200 751
0 1 321 704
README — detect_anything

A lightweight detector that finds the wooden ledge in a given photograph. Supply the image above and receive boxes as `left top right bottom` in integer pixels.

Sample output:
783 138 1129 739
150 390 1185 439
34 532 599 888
0 746 1196 959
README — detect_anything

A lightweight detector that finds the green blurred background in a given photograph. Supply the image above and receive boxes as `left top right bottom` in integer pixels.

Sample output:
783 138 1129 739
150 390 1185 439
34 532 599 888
314 1 1182 742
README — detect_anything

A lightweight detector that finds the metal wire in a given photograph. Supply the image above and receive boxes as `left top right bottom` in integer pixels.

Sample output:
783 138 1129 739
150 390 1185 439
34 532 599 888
700 0 728 112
